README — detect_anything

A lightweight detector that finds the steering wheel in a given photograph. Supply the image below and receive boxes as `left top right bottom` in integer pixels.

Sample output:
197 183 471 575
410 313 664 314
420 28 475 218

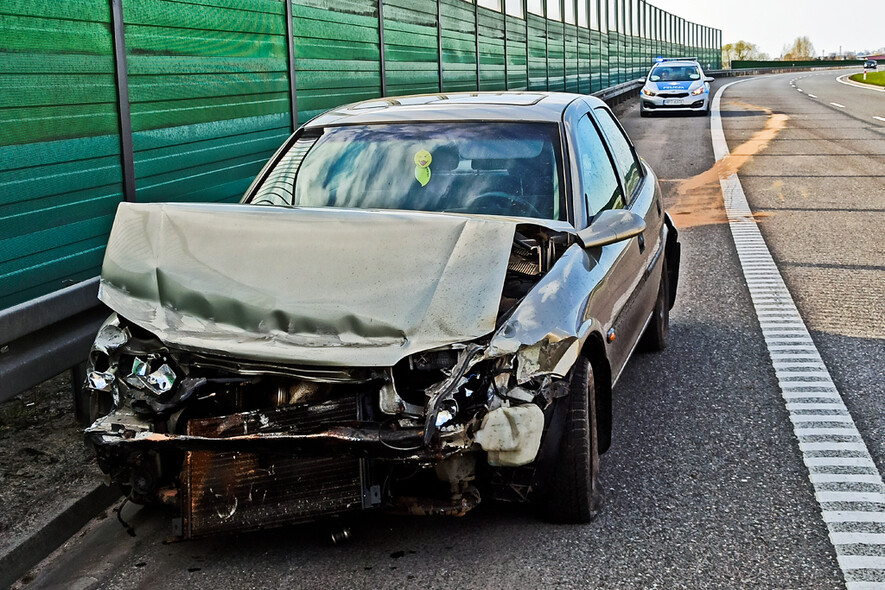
465 191 546 219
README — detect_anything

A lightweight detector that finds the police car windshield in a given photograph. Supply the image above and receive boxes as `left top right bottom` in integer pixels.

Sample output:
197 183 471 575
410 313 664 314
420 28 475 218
649 65 700 82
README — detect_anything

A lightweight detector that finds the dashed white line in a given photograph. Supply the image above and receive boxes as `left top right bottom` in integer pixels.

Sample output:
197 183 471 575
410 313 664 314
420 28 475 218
831 102 846 108
807 94 817 98
712 80 885 589
875 116 885 123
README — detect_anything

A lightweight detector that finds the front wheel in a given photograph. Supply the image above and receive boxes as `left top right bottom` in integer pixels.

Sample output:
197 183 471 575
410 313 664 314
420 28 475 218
540 356 602 523
639 258 670 352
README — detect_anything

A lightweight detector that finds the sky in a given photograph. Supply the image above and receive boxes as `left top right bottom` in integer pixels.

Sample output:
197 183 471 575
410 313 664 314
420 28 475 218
648 0 885 57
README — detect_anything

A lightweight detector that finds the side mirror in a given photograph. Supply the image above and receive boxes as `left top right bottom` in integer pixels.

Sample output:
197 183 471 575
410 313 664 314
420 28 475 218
705 77 715 83
577 209 646 249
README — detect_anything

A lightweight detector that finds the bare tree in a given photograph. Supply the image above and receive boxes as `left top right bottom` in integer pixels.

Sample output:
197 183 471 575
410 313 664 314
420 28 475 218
783 36 815 60
722 41 768 67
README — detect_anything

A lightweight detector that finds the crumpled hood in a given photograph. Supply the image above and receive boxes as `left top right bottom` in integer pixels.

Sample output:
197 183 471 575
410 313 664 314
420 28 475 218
99 202 525 367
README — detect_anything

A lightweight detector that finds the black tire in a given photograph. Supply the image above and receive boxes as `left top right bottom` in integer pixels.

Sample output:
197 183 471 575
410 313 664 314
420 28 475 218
639 259 670 352
541 356 602 523
639 108 649 118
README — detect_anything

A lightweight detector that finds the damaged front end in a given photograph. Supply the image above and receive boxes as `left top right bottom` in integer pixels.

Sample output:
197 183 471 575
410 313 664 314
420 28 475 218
85 206 591 538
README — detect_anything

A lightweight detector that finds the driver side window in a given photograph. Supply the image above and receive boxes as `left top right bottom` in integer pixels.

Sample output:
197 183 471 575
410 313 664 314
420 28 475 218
575 114 623 223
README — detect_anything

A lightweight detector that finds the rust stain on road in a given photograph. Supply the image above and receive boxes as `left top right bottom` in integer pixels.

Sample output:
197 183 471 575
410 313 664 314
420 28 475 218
666 103 789 228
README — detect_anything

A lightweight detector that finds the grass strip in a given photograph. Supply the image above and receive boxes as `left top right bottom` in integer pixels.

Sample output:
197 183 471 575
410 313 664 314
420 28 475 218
850 71 885 87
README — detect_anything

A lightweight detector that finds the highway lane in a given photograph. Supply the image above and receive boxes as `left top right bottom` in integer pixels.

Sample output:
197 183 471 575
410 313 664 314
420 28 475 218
790 70 885 125
717 71 885 474
18 77 878 589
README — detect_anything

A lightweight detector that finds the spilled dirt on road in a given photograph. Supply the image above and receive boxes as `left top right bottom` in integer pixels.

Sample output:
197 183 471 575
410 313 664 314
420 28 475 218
666 102 789 228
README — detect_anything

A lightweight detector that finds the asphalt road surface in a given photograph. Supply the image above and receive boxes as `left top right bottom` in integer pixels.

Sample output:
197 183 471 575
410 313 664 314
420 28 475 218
17 72 884 589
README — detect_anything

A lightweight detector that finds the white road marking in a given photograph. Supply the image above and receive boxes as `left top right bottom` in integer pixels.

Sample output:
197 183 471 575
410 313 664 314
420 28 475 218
875 116 885 123
712 81 885 586
837 73 885 93
797 89 804 93
831 102 846 108
808 94 817 98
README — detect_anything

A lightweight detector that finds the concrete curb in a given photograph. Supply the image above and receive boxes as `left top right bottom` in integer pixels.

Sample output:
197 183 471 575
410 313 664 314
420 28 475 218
0 484 121 589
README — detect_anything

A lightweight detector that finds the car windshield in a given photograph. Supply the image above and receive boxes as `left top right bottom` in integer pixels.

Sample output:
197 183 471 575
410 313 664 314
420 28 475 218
649 65 701 82
248 122 565 220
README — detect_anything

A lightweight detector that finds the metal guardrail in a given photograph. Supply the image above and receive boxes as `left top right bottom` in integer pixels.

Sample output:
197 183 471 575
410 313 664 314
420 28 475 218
0 278 108 403
1 62 862 405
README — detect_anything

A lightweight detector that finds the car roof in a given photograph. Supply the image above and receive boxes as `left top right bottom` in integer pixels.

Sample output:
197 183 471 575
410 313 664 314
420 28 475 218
306 92 604 127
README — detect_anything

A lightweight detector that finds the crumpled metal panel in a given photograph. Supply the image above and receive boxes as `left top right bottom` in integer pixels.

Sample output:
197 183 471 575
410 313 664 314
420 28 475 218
98 202 518 367
486 243 605 380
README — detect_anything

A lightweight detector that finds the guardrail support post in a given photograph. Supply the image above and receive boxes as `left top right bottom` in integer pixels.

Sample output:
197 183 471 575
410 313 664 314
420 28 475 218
284 0 299 130
109 0 136 203
378 0 387 96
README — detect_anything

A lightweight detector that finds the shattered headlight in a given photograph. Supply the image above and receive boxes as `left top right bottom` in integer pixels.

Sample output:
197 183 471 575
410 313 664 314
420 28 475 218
125 358 177 396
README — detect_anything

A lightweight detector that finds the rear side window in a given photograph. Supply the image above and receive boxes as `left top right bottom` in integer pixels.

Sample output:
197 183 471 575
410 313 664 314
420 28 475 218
575 114 623 221
594 108 642 199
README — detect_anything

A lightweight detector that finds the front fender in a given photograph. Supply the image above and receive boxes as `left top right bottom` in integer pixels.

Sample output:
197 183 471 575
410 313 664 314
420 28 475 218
485 243 611 382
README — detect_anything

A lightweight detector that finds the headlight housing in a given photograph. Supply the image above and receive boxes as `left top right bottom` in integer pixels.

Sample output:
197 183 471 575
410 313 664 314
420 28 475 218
642 88 656 97
691 86 706 96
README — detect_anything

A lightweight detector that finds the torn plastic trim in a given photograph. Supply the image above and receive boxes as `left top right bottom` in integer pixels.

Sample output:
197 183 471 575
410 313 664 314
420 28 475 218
422 343 485 445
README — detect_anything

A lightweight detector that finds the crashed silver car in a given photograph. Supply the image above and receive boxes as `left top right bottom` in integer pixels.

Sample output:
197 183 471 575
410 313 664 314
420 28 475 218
84 92 680 538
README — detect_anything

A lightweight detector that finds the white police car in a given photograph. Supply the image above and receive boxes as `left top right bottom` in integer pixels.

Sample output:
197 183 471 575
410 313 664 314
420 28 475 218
640 58 713 117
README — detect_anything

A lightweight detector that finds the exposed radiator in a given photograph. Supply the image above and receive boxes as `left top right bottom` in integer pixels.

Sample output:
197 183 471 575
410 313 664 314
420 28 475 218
182 397 363 538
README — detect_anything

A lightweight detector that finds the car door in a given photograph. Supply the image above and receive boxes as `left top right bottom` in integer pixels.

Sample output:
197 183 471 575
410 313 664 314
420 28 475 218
592 106 664 379
571 105 662 381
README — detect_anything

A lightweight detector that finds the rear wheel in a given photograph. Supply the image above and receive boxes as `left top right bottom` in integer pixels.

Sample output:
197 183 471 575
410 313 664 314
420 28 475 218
640 259 670 352
540 356 601 523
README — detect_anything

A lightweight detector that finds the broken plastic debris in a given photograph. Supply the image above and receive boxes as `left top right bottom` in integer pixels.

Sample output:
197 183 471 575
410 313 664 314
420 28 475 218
87 371 116 392
435 409 454 427
145 364 176 393
131 357 148 376
94 324 128 354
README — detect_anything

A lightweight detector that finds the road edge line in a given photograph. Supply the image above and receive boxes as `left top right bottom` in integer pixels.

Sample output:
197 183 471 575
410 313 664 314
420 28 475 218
711 81 885 590
836 73 885 93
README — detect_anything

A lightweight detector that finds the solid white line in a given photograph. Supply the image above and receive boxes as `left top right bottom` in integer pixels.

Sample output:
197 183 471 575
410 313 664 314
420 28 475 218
832 533 885 545
845 582 885 590
819 491 885 503
711 81 885 579
831 102 846 108
837 73 885 93
824 511 885 523
838 555 885 570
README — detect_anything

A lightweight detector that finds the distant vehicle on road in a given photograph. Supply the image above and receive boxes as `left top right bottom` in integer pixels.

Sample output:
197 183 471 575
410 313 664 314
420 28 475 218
640 58 714 117
82 91 681 538
864 59 878 70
